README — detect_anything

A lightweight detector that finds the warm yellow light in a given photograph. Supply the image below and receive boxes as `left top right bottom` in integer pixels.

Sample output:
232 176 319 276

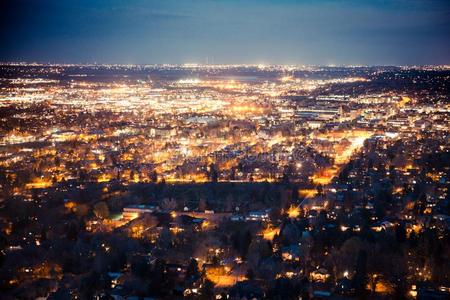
262 226 280 241
287 205 300 218
201 221 210 229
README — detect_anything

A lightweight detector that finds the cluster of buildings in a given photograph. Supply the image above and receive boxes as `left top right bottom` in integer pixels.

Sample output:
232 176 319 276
0 64 448 299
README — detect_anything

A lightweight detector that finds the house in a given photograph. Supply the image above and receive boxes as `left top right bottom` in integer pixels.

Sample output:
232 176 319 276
247 210 270 221
229 281 264 300
335 277 355 296
281 245 302 261
310 268 330 282
122 205 157 220
107 272 124 288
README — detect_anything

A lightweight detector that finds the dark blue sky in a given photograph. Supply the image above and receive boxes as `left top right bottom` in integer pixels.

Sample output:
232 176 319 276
1 0 449 65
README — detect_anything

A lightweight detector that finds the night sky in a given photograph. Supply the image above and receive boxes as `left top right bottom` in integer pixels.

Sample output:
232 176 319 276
1 0 449 65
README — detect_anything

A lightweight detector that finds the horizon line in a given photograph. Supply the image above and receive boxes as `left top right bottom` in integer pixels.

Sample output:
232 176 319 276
1 61 450 69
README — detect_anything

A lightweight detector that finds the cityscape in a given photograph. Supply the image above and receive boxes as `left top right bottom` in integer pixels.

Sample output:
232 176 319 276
1 0 450 300
0 63 449 299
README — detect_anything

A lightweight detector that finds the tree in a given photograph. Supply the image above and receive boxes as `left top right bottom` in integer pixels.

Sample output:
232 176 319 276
281 222 301 245
317 184 324 196
161 198 177 211
54 156 61 167
150 170 158 183
208 163 219 183
131 256 149 278
148 258 169 296
74 203 89 218
247 239 272 268
353 249 368 299
157 227 172 249
65 221 80 241
79 169 88 182
281 173 290 185
224 194 234 212
232 230 252 260
395 224 407 243
186 258 200 280
199 279 215 300
230 167 236 180
93 202 109 219
198 198 207 212
246 268 255 280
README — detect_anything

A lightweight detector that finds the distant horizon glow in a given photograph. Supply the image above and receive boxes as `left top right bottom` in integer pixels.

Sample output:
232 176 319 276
2 62 450 67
